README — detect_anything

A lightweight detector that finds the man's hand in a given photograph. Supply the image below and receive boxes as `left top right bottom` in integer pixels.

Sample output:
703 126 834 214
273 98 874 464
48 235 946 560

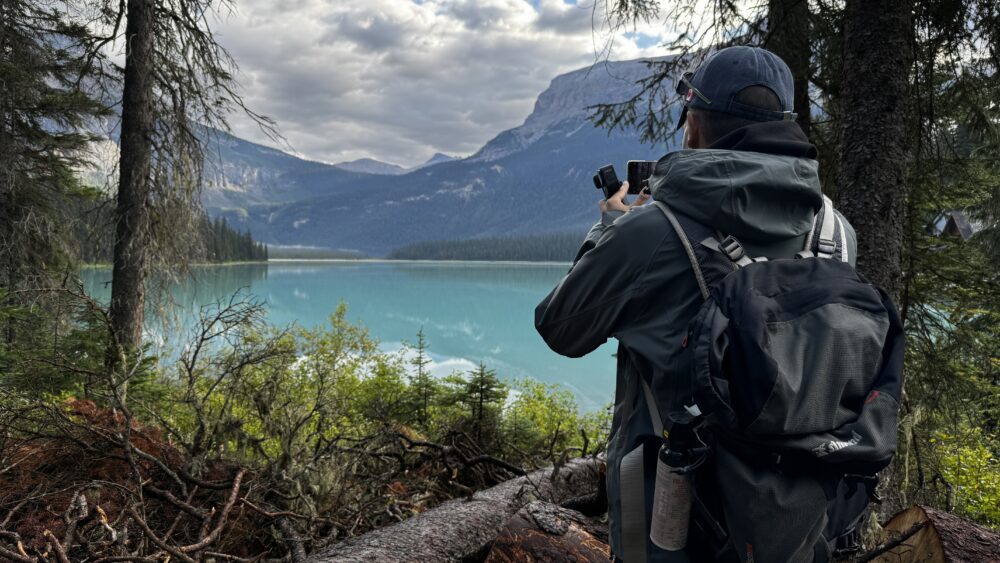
599 181 652 213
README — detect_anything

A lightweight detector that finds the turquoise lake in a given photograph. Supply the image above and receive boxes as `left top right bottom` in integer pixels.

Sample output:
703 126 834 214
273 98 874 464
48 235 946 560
81 261 617 411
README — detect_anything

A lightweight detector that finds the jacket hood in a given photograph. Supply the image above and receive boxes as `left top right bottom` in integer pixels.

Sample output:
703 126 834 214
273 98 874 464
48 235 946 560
651 121 823 242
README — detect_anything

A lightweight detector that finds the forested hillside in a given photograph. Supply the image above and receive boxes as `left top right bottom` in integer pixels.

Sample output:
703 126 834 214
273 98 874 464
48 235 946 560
388 233 583 262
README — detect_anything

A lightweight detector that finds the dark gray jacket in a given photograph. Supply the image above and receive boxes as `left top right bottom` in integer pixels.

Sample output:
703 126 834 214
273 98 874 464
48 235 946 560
535 121 856 562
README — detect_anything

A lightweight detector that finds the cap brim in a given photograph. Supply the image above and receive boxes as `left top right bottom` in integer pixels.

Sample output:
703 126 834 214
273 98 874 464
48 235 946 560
675 106 688 132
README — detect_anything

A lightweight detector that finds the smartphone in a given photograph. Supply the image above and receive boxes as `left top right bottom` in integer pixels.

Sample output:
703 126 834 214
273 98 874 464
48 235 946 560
627 160 657 194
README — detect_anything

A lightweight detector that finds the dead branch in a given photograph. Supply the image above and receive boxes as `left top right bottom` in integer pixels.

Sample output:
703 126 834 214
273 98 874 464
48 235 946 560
395 433 526 477
179 468 245 554
43 530 71 563
240 498 330 523
0 538 34 563
2 496 32 528
203 552 264 562
61 490 90 549
126 506 197 563
144 484 206 520
853 520 927 562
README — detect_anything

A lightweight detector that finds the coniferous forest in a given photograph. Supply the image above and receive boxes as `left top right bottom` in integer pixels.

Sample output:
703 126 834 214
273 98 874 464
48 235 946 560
202 216 268 263
388 233 583 262
1 0 998 562
77 212 268 264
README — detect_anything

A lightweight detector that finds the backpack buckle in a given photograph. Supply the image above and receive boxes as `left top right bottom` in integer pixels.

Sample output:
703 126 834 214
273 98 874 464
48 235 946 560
833 525 862 556
817 238 836 257
718 236 746 262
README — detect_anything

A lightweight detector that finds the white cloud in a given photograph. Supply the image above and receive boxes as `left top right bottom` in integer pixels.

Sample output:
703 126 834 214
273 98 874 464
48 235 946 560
215 0 667 167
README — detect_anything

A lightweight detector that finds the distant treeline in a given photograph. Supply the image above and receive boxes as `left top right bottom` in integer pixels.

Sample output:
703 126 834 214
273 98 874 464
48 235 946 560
78 213 267 264
268 246 366 260
204 216 268 262
388 232 582 262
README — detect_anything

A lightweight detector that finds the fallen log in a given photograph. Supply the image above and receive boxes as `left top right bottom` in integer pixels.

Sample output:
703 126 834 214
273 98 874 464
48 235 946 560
308 458 604 563
484 501 610 562
870 505 1000 563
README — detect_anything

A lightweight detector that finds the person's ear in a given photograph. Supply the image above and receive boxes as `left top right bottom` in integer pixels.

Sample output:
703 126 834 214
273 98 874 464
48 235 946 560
683 110 701 149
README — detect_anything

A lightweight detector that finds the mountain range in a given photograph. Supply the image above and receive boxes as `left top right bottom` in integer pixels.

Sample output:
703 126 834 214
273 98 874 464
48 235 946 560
333 153 458 175
203 58 679 256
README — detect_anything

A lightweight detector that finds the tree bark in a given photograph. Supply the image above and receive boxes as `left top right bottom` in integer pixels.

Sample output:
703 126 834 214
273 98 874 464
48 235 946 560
484 501 610 563
766 0 812 139
868 505 1000 563
833 0 912 299
109 0 156 363
308 458 604 563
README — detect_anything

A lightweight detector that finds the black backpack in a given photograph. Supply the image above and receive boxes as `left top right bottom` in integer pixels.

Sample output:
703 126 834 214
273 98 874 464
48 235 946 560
650 198 905 563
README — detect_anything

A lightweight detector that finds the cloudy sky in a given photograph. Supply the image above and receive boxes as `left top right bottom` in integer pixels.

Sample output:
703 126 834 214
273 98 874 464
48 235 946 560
213 0 669 168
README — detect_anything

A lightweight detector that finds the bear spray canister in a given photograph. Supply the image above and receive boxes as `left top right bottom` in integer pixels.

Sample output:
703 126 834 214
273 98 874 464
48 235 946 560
649 430 692 551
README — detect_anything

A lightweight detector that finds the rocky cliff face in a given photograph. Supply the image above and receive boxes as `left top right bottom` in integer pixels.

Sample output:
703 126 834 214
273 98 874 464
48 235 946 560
201 131 364 215
469 59 669 163
203 57 679 255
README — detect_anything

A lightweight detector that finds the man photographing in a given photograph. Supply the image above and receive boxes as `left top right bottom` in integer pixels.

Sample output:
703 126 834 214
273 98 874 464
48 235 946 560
536 46 902 562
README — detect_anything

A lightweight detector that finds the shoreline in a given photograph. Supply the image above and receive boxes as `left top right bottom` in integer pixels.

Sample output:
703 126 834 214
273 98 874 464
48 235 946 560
266 258 573 266
81 260 270 268
82 259 573 267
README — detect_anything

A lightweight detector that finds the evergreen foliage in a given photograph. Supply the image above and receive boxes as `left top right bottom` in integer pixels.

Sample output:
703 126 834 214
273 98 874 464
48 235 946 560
450 362 508 446
76 210 268 264
94 0 277 359
0 0 109 292
203 216 269 262
895 125 1000 524
407 329 438 427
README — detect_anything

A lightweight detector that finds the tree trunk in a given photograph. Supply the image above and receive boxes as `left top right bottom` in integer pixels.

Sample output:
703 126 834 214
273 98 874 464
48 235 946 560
833 0 912 299
766 0 812 139
0 1 13 334
868 505 1000 563
484 501 610 562
109 0 156 367
308 458 603 562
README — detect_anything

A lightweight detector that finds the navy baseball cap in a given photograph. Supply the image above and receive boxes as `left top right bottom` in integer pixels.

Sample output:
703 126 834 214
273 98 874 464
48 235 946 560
676 46 797 130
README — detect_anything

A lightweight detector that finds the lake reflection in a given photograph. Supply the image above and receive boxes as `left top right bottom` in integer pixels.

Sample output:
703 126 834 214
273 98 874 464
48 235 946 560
81 261 617 410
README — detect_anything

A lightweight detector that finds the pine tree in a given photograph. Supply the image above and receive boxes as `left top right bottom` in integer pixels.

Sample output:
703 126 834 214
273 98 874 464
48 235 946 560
833 0 913 299
588 1 811 143
0 0 108 293
764 0 811 138
109 0 157 359
461 362 507 446
105 0 276 373
0 0 108 355
408 329 436 426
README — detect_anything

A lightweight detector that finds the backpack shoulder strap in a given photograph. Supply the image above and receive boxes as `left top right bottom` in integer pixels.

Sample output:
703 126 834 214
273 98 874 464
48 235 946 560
800 195 839 259
817 196 838 258
836 215 850 264
653 201 710 300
